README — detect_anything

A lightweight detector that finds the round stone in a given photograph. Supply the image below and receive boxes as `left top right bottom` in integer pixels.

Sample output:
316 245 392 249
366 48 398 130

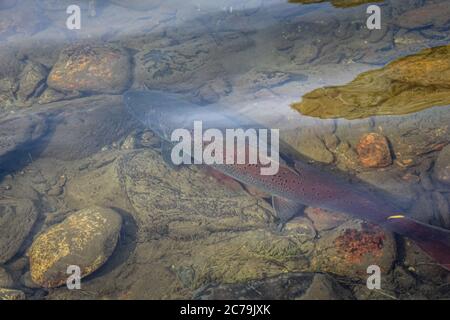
28 206 122 288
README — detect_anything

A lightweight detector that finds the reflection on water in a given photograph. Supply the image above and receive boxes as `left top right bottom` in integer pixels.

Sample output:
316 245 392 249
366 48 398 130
1 0 450 300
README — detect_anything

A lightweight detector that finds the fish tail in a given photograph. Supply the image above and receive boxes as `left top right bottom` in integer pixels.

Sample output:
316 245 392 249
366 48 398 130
386 215 450 270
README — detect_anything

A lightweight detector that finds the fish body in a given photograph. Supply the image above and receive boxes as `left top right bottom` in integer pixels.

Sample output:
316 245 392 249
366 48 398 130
124 90 450 270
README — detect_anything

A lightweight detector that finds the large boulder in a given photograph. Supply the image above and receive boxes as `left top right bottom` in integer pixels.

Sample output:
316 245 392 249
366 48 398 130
310 220 396 278
28 206 122 288
47 44 131 94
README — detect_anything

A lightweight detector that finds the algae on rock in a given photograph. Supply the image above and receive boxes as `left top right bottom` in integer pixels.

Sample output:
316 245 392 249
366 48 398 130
292 45 450 119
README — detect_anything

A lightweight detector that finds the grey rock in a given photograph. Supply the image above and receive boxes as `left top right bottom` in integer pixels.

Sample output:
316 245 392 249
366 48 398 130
0 267 14 288
299 274 353 300
432 192 450 228
20 271 40 289
37 95 137 160
0 113 48 161
234 70 307 94
409 193 436 224
0 199 38 264
134 36 224 92
434 145 450 185
194 272 353 300
194 273 315 299
38 88 81 105
357 170 418 209
16 61 48 101
393 266 417 293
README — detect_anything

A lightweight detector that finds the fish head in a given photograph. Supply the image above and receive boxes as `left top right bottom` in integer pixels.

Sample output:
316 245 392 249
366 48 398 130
123 90 200 141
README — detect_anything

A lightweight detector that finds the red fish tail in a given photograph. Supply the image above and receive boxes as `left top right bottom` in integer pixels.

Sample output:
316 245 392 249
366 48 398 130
385 215 450 270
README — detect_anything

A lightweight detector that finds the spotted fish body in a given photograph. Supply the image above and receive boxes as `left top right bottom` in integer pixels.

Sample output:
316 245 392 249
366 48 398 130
213 160 397 225
124 90 450 270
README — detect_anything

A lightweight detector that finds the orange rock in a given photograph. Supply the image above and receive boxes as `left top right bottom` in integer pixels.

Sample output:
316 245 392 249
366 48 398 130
311 220 396 278
356 133 392 168
47 44 131 94
333 223 386 265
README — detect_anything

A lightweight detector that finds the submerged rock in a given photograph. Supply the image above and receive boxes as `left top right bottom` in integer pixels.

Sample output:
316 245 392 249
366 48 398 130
299 273 353 300
0 267 14 288
28 206 122 288
134 37 223 92
16 61 48 103
283 127 335 164
37 88 81 105
0 114 48 162
37 95 136 161
395 2 450 29
47 44 131 94
304 207 349 232
403 239 450 284
356 133 392 168
194 272 353 300
0 48 24 108
434 145 450 185
234 70 306 94
0 199 38 264
311 220 396 278
0 288 25 300
292 45 450 119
